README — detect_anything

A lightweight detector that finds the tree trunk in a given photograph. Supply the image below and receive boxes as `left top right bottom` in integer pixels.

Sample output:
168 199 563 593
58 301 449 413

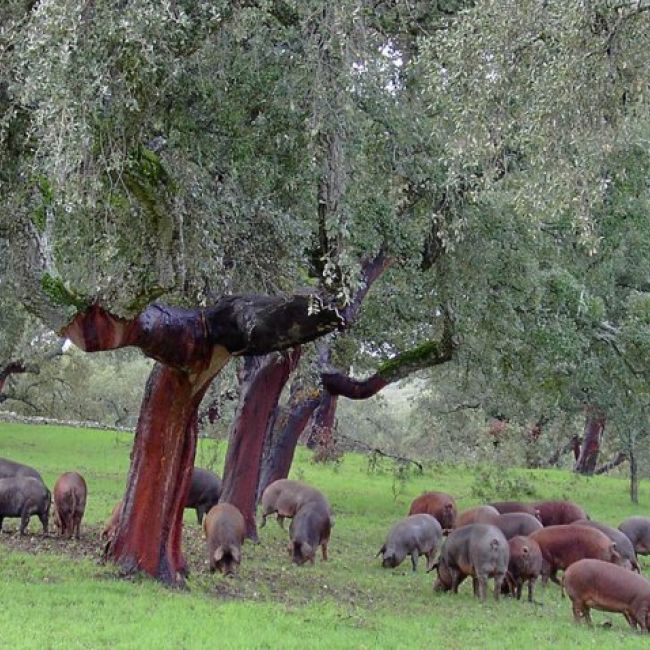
574 407 606 475
220 349 300 541
630 450 638 504
107 355 228 585
257 383 322 498
305 390 339 456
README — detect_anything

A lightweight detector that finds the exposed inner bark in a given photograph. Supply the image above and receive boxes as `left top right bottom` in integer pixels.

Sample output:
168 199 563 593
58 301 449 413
306 390 339 454
220 349 300 541
108 350 229 585
574 406 606 475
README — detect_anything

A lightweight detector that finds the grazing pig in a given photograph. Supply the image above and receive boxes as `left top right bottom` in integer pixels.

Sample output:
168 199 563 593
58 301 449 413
433 523 509 601
377 514 443 572
564 559 650 630
186 467 222 525
455 505 499 528
490 501 541 521
619 516 650 556
506 536 543 602
260 479 330 529
203 503 245 576
288 499 332 565
408 492 457 530
0 457 45 484
493 513 543 540
101 500 123 541
533 500 587 526
574 519 640 572
529 524 624 587
53 472 87 539
0 476 50 534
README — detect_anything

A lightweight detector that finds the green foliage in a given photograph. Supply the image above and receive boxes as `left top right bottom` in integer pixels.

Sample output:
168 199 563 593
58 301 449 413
470 465 538 501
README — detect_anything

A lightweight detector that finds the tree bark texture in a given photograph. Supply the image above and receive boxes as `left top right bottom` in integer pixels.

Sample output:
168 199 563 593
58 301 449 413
107 354 229 585
574 407 606 475
630 451 638 504
220 349 301 541
305 390 339 455
257 383 321 498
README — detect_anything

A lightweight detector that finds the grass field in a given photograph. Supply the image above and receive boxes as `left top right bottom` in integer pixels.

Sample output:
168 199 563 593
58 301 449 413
0 421 648 649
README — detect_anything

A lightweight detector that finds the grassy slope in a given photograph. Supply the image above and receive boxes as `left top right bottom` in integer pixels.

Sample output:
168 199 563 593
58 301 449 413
0 422 648 649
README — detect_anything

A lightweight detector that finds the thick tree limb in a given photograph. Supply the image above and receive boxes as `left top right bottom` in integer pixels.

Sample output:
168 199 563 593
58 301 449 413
594 451 627 475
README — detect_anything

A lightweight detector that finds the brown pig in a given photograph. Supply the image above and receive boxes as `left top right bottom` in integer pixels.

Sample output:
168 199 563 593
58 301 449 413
564 558 650 630
529 524 624 587
619 516 650 556
455 505 499 528
260 479 330 529
203 503 245 576
408 492 457 530
506 535 543 602
532 500 587 526
573 519 640 572
53 472 87 539
288 499 332 565
0 476 50 535
101 500 123 541
432 523 509 602
490 501 541 521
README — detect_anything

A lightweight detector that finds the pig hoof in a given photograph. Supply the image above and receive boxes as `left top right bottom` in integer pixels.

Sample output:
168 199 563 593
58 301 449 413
600 621 613 629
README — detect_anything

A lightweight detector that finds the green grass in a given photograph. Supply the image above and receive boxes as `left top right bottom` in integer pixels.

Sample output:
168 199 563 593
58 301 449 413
0 422 648 649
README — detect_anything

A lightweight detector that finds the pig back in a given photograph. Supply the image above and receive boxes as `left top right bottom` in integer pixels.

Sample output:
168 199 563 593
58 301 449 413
408 492 457 529
0 476 49 514
467 524 509 575
490 501 540 519
290 498 332 547
530 524 620 569
494 513 543 539
574 520 639 571
455 505 499 528
186 468 221 508
0 458 44 484
533 500 587 526
508 535 543 577
204 503 245 545
53 472 87 512
387 514 442 553
619 516 650 555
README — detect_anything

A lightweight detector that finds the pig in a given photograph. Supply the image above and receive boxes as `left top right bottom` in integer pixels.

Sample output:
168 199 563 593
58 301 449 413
619 516 650 556
492 513 543 540
260 479 330 529
532 500 587 526
288 498 332 565
564 558 650 630
432 523 509 602
186 467 222 525
0 457 45 484
101 500 123 541
573 519 640 572
53 471 87 539
408 492 457 530
0 476 50 535
377 514 443 572
490 501 542 521
203 503 245 576
529 524 624 587
455 505 499 528
506 535 543 602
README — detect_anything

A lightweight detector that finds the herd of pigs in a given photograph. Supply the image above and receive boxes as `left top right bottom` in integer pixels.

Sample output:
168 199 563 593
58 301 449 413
2 456 650 633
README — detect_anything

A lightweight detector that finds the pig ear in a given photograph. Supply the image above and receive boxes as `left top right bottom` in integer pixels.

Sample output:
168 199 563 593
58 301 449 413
375 545 386 558
231 546 241 564
213 546 225 563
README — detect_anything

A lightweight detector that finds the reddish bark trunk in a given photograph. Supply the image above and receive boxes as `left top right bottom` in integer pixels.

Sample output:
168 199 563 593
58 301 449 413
220 349 300 541
257 384 322 498
305 390 339 454
108 353 228 584
574 407 606 475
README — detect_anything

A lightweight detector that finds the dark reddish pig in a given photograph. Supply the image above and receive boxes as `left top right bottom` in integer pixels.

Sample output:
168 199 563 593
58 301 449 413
100 500 123 541
433 523 509 601
493 513 543 540
377 514 443 571
408 492 457 530
455 505 499 528
0 457 45 484
529 524 624 587
533 500 587 526
574 519 640 572
490 501 541 521
619 516 650 556
565 559 650 630
260 479 330 529
186 467 222 525
0 476 50 535
288 499 332 565
506 535 543 602
203 503 246 576
53 472 87 539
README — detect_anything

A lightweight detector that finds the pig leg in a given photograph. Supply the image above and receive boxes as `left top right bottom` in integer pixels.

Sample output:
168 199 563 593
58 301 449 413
0 516 3 532
410 551 419 572
39 510 48 535
571 599 586 624
321 542 328 561
196 506 205 525
527 577 536 603
425 551 436 572
493 574 505 602
277 514 286 529
449 567 462 594
477 575 488 602
471 576 479 597
20 509 30 535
